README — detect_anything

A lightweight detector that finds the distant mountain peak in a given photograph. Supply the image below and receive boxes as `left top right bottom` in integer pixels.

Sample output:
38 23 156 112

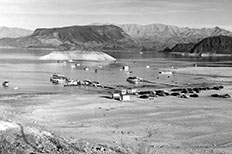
0 25 135 50
0 26 33 38
118 23 232 50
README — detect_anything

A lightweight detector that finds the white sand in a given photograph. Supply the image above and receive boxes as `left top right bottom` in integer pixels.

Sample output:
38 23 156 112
40 50 116 61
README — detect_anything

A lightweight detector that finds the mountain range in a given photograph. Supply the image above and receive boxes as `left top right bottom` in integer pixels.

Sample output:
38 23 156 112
0 25 135 50
0 23 232 53
162 35 232 55
0 27 32 38
119 24 232 50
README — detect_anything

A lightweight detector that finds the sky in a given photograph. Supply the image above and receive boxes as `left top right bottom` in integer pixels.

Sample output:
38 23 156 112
0 0 232 31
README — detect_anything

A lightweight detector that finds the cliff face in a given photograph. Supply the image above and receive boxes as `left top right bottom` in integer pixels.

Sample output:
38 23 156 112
0 27 32 38
0 25 135 50
119 24 232 50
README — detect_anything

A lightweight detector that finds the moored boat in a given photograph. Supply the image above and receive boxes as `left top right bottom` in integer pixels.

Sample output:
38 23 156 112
126 76 143 84
50 73 68 84
64 79 80 86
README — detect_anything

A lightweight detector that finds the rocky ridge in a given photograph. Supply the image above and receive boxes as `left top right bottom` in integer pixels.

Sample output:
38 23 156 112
119 24 232 50
0 25 135 50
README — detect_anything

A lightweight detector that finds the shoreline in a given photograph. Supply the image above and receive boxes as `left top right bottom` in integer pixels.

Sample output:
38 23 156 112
169 52 232 57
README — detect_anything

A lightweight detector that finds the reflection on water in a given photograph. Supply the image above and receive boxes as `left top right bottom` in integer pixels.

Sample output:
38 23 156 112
105 50 232 63
0 48 231 95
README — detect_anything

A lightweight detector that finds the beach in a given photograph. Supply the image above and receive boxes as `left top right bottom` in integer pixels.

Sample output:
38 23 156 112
1 73 232 153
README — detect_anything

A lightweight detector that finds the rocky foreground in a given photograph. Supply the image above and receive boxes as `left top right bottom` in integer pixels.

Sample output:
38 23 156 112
0 121 129 154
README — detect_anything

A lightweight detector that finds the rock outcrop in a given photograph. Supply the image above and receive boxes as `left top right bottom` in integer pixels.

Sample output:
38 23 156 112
0 121 123 154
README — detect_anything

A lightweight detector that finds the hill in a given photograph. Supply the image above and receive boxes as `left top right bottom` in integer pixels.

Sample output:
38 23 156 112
164 43 196 53
119 24 232 51
0 25 135 50
161 35 232 56
191 35 232 54
0 26 32 38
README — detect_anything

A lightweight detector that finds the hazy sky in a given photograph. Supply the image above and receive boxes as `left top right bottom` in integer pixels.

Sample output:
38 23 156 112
0 0 232 30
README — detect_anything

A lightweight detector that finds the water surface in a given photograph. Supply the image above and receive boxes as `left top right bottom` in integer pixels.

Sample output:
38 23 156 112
0 48 231 95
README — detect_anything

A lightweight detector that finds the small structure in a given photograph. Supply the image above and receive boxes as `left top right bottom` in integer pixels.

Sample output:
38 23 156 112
122 66 129 71
112 92 121 101
120 89 127 95
127 88 138 95
112 89 131 101
121 94 131 101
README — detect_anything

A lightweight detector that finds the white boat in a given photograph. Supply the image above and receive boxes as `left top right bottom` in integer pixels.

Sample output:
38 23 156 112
51 78 67 84
126 76 143 84
64 80 80 86
159 71 173 75
50 73 67 84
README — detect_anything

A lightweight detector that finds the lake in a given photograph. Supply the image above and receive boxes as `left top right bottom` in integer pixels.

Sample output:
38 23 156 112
0 48 231 95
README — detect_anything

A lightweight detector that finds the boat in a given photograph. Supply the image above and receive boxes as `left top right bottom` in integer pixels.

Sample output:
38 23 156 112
50 78 67 84
2 80 9 87
64 80 80 86
126 76 143 84
82 79 92 86
50 73 68 84
91 81 102 87
158 71 173 75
